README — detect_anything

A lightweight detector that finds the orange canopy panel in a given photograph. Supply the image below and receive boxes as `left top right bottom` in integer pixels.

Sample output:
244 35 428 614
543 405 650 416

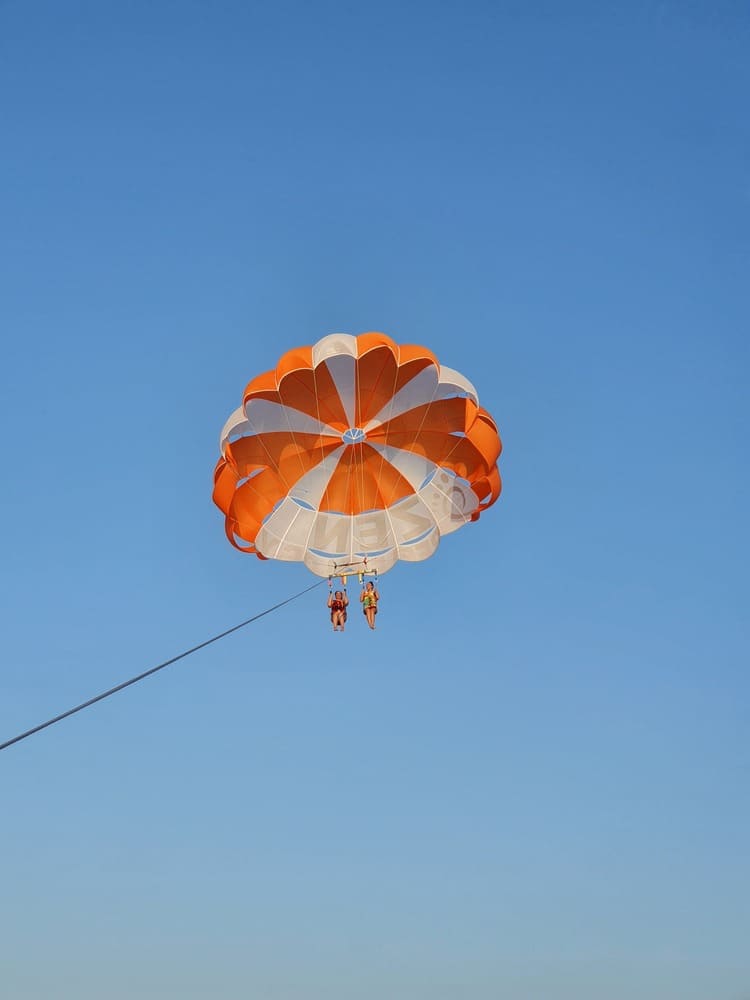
213 332 502 576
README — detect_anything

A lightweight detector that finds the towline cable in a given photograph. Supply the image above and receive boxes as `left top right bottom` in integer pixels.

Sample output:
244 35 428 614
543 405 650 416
1 578 328 753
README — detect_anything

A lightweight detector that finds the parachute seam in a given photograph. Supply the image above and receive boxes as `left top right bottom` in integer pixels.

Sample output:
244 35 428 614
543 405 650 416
363 362 432 430
311 359 330 502
236 398 301 550
384 377 478 488
243 401 291 492
276 371 312 484
371 367 442 505
421 474 474 523
375 344 403 514
355 341 367 523
382 497 401 563
296 447 344 572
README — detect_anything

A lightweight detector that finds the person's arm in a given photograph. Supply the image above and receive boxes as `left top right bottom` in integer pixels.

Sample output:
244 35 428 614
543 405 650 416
327 595 333 608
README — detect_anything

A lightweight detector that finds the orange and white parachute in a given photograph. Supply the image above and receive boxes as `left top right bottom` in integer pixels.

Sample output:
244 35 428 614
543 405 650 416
213 332 502 576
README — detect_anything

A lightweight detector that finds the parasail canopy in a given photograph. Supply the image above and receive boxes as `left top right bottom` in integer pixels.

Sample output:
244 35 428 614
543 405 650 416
213 332 502 576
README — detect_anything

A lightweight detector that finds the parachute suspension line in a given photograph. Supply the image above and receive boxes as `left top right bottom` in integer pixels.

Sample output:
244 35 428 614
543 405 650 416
311 357 331 501
355 354 368 541
0 578 328 754
375 343 402 521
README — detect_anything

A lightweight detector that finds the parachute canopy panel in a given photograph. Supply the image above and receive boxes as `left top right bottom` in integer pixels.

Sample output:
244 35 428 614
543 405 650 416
212 332 502 576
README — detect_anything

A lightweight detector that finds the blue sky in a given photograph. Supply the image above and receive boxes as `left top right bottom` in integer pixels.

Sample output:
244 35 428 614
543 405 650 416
1 2 748 997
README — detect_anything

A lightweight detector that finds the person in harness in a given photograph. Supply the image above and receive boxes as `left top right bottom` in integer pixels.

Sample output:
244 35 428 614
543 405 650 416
327 589 349 632
360 580 380 630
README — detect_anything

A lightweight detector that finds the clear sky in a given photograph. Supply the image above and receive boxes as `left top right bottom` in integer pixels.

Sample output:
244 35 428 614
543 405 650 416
1 2 748 998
